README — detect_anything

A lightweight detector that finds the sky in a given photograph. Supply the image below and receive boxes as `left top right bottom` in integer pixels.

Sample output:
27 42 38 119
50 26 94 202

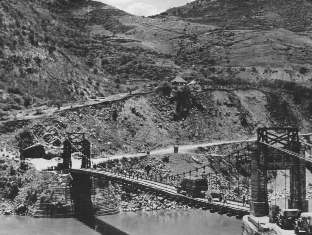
97 0 194 16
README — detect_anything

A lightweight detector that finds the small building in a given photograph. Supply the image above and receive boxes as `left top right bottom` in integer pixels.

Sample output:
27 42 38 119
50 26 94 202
171 76 187 87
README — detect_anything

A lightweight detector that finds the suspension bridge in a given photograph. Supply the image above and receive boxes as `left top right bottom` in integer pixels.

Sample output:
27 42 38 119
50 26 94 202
71 168 250 215
67 127 312 224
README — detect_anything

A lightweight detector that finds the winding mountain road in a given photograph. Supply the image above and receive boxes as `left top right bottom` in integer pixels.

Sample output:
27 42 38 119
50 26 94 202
0 91 151 125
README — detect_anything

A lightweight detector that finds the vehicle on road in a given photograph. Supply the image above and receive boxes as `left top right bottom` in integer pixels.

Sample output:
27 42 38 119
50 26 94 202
177 177 208 198
295 212 312 235
277 209 301 230
210 192 222 202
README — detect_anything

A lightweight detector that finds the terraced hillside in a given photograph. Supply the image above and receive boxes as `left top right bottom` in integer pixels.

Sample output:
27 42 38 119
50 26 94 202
0 0 312 154
162 0 312 31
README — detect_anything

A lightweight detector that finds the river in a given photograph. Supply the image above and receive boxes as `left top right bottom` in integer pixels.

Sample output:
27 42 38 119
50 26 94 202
98 209 242 235
0 216 99 235
0 210 242 235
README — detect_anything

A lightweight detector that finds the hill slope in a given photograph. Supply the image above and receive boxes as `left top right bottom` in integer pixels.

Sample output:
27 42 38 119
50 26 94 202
0 0 312 154
0 0 181 113
162 0 312 31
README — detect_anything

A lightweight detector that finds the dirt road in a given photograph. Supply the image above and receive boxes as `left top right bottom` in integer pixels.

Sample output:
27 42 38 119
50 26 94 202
92 138 256 165
1 91 151 125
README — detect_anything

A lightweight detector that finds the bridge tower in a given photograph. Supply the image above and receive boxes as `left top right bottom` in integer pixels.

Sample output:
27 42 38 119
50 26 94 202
63 132 91 170
81 138 91 169
63 139 72 170
251 127 308 217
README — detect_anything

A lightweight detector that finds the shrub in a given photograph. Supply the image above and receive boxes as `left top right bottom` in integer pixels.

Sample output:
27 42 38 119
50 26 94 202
308 102 312 114
209 67 216 73
162 156 169 163
48 46 56 54
0 109 7 118
8 87 22 95
155 81 172 96
174 86 192 120
23 96 32 108
299 67 309 75
251 67 257 73
15 128 35 150
33 56 41 67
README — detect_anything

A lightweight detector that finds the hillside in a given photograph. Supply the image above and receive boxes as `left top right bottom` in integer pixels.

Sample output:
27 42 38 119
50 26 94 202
1 87 311 156
0 0 312 155
0 0 181 114
162 0 312 31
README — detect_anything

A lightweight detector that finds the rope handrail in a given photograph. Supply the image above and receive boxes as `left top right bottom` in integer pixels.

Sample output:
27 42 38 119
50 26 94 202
169 143 254 179
259 142 307 161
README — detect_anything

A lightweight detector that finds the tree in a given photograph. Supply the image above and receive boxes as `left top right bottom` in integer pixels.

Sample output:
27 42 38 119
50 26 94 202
23 96 32 108
15 128 35 150
156 81 172 96
174 86 192 119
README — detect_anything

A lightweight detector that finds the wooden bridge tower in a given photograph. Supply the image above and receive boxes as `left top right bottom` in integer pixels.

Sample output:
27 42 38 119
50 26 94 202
251 127 308 217
62 132 91 170
62 139 72 170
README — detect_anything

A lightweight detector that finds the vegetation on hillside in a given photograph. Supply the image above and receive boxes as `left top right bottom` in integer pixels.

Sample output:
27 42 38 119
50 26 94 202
163 0 312 31
0 149 69 215
0 0 311 157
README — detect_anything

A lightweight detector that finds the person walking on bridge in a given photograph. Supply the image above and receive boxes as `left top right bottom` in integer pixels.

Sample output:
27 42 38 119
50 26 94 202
223 195 227 205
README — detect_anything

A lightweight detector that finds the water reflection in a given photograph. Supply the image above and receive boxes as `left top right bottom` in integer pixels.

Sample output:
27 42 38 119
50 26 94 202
0 216 99 235
99 209 242 235
0 210 242 235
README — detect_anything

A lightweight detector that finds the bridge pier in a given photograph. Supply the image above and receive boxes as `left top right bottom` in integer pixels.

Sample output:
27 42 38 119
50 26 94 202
289 159 308 211
71 172 95 227
250 145 269 217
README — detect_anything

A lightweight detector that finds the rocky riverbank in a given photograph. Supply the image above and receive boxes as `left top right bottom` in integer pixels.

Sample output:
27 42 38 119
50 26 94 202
93 182 191 214
0 148 73 217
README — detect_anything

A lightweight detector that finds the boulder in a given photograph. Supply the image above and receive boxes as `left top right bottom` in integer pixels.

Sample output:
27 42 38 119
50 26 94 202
15 204 27 215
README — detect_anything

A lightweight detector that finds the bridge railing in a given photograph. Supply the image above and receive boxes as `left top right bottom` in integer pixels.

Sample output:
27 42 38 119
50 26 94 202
96 142 254 202
100 165 179 187
99 164 250 203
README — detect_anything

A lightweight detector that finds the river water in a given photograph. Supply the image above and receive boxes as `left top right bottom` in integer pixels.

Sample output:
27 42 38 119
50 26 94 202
98 209 242 235
0 216 99 235
0 210 242 235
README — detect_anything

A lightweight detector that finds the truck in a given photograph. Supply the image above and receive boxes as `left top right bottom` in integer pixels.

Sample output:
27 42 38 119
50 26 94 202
295 212 312 235
177 177 208 198
206 190 223 202
277 209 301 230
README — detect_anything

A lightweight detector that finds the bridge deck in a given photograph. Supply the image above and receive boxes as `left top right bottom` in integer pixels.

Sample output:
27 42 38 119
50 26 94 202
71 169 250 214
